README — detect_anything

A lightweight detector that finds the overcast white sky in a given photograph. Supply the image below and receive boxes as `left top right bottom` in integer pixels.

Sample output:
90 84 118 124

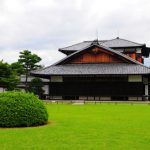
0 0 150 66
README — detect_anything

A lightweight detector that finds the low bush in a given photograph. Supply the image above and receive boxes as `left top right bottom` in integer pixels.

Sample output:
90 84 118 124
0 92 48 127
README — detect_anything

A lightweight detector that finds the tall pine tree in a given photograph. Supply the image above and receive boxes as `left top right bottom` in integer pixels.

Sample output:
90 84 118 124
18 50 41 91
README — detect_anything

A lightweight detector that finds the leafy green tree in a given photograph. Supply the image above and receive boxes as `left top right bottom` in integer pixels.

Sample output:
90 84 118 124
0 60 18 90
28 77 44 99
11 62 25 75
18 50 41 91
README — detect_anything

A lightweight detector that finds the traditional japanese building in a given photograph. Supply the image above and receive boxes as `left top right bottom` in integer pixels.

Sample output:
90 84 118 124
31 37 150 101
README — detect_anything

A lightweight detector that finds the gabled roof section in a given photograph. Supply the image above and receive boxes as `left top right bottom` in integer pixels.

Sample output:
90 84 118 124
54 42 144 66
59 37 145 54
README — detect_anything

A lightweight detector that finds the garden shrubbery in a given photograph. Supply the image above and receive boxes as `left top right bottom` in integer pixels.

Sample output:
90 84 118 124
0 92 48 127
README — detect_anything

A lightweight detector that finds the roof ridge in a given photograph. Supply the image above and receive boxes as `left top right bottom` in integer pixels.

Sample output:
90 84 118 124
110 37 145 46
84 40 108 43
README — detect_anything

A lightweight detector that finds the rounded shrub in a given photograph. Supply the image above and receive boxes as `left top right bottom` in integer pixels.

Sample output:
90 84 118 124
0 92 48 127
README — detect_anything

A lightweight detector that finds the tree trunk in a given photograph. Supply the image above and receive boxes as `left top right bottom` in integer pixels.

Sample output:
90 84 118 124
25 72 28 92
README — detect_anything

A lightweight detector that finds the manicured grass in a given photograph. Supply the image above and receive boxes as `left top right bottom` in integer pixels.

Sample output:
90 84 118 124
1 103 150 150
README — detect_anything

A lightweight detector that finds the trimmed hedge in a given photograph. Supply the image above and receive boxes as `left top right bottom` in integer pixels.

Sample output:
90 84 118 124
0 92 48 127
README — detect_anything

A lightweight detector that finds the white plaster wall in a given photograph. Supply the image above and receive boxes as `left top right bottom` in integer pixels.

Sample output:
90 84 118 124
51 76 63 82
43 85 49 95
100 97 111 100
0 87 5 92
79 96 87 100
128 97 137 101
128 75 142 82
53 96 62 99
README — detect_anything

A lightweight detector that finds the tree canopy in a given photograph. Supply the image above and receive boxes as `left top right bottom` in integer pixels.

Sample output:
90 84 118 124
0 50 42 92
28 77 44 99
18 50 41 72
11 62 25 76
0 61 18 90
18 50 42 91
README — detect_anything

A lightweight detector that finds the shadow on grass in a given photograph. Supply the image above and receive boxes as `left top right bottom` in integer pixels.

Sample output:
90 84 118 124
0 121 53 129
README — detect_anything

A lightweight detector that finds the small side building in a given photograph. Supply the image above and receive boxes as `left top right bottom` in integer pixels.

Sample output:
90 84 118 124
18 75 49 98
31 37 150 101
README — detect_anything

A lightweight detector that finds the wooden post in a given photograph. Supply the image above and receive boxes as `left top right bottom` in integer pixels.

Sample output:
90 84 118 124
145 84 148 100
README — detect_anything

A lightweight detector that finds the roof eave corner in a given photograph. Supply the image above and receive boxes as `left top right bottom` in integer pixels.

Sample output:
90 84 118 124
58 48 63 52
58 49 67 55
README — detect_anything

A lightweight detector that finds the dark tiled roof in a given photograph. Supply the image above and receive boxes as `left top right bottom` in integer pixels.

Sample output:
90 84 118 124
31 40 150 77
31 63 150 76
59 37 145 52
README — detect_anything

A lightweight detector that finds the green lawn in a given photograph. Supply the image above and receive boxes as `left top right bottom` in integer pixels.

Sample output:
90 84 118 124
1 103 150 150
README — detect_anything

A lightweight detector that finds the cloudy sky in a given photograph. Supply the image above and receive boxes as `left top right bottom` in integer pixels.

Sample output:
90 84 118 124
0 0 150 66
